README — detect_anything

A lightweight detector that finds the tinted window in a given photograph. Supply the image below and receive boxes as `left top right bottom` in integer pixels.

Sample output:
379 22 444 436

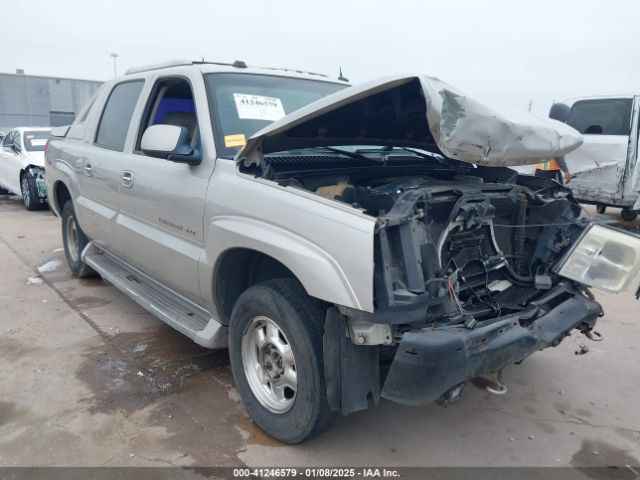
204 73 346 157
24 130 51 151
95 81 144 151
2 130 14 146
567 98 633 135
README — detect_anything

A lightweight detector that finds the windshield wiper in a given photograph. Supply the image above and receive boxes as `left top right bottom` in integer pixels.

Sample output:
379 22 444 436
374 146 452 168
319 146 384 164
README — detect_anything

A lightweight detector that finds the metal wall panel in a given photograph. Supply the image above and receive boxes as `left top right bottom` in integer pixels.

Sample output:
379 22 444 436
0 73 102 130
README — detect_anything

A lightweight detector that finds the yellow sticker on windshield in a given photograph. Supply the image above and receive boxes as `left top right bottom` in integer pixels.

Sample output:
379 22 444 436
224 133 246 147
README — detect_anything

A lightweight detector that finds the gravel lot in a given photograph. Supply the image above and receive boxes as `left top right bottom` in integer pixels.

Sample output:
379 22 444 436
0 194 639 473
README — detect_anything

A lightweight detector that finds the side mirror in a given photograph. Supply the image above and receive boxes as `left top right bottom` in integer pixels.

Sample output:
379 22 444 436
141 124 201 165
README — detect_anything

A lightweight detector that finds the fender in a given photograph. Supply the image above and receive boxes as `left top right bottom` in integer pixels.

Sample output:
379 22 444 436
200 215 372 316
50 160 80 216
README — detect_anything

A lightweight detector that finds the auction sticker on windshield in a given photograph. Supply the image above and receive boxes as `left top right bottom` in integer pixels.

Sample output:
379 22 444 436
224 133 247 147
233 93 285 121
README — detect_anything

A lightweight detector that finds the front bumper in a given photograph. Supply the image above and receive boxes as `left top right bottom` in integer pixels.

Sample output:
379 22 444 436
381 284 602 405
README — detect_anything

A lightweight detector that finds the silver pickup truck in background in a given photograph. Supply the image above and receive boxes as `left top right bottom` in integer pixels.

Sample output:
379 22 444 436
558 95 640 221
45 60 640 443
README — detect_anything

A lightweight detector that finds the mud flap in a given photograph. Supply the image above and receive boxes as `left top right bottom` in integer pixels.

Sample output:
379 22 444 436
323 307 380 416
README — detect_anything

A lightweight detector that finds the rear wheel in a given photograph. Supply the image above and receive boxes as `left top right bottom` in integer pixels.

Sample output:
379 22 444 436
596 204 607 214
61 201 94 277
228 278 337 444
621 208 638 222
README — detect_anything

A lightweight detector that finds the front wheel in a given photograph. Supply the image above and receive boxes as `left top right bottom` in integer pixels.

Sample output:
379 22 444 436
61 201 95 277
596 204 607 214
228 278 337 444
21 171 45 211
621 208 638 222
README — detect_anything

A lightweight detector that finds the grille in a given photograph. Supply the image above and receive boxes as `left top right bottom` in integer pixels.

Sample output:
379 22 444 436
425 200 457 222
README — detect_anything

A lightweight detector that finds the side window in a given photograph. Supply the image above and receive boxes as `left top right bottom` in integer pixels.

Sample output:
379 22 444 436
95 80 144 151
14 132 22 151
1 131 13 147
567 98 633 135
135 77 198 153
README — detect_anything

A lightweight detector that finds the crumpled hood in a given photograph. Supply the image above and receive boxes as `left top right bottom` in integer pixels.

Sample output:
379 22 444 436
239 74 583 167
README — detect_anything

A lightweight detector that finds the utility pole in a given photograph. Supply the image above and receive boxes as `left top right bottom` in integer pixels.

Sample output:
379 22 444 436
110 53 119 77
527 99 533 111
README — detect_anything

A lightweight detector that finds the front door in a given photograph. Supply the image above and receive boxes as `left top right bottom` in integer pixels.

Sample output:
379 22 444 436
113 74 212 302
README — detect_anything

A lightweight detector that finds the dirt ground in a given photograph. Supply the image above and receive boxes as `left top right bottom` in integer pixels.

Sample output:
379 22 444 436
1 194 639 473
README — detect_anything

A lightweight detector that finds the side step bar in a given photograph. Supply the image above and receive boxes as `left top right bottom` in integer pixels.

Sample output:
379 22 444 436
82 243 227 348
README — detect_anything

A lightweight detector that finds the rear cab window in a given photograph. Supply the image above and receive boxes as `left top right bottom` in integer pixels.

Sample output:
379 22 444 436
567 98 633 135
95 80 145 151
23 131 50 151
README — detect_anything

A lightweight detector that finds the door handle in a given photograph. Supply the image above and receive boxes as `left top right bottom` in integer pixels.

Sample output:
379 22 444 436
83 162 93 177
121 170 134 188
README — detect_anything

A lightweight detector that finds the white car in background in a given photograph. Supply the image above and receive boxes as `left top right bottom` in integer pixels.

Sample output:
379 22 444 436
0 127 51 210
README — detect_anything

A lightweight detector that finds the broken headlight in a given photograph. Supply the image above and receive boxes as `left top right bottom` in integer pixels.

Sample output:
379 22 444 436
555 224 640 293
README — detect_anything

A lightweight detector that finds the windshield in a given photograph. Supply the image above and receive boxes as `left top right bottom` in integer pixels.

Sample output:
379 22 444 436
567 98 633 135
204 73 346 158
23 130 51 151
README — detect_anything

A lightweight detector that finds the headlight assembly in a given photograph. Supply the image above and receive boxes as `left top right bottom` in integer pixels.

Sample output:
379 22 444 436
555 224 640 294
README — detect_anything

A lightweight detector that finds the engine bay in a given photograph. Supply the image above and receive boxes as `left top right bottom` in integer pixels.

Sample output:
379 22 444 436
254 154 587 327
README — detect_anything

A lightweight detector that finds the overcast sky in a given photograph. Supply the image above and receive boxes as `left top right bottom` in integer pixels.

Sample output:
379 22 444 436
1 0 637 114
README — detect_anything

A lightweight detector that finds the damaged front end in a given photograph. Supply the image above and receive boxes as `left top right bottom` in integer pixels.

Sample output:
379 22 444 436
26 166 48 203
326 168 606 413
237 74 640 415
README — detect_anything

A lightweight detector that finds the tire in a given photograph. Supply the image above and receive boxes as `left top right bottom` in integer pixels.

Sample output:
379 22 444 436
61 200 94 278
596 205 606 214
0 186 9 195
621 208 638 222
228 278 338 444
21 170 46 211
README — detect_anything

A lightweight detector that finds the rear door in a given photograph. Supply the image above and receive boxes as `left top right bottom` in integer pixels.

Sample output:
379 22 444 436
112 72 212 302
75 80 145 248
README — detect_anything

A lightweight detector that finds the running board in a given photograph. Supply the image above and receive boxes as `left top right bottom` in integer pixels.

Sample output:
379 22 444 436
83 243 227 348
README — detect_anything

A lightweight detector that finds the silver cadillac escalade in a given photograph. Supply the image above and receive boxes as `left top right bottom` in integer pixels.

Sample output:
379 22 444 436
46 59 640 443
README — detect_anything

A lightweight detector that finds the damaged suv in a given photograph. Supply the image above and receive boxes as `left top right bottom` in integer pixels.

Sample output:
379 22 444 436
46 61 640 443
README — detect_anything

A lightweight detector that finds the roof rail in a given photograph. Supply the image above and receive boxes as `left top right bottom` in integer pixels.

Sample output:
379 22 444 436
124 58 332 79
125 59 193 75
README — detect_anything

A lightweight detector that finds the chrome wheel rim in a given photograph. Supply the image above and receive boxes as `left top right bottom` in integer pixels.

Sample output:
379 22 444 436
65 215 79 263
21 176 30 207
241 316 297 414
